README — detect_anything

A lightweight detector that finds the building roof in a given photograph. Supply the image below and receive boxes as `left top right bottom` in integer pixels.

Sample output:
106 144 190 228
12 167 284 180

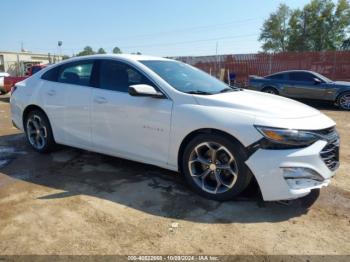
0 50 60 57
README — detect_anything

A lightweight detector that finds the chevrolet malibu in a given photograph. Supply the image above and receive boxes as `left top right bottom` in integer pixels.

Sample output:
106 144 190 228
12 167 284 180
10 54 340 201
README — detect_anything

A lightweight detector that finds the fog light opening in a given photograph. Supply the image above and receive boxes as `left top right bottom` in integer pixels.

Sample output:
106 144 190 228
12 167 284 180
282 167 325 182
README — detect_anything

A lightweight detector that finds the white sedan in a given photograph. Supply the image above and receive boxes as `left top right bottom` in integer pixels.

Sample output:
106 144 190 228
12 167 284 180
10 54 340 201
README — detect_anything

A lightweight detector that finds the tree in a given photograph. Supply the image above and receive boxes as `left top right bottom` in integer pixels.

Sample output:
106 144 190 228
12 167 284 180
77 46 95 56
259 4 291 52
97 48 106 54
61 55 70 60
260 0 350 52
342 37 350 49
112 47 122 54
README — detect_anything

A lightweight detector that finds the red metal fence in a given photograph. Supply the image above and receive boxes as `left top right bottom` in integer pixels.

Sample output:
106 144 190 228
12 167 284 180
176 51 350 86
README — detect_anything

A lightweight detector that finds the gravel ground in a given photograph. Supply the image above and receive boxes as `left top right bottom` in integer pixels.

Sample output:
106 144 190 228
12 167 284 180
0 95 349 256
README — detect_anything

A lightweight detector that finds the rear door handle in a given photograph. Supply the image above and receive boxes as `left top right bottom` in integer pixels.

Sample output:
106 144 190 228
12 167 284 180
47 90 56 96
94 96 107 104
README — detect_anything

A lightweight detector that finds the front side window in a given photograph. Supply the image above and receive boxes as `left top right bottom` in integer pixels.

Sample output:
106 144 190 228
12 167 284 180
140 60 234 94
288 72 315 82
58 61 94 86
98 60 152 92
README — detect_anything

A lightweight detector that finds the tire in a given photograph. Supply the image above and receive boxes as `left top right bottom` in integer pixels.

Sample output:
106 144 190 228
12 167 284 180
262 87 279 95
337 92 350 111
181 133 252 201
24 109 56 153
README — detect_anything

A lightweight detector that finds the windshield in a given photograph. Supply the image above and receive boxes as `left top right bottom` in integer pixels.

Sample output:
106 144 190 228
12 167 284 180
313 72 332 83
140 60 236 95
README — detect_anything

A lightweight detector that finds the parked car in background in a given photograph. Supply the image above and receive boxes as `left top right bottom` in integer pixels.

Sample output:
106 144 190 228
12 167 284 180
249 70 350 110
2 65 46 94
0 72 10 94
10 54 340 202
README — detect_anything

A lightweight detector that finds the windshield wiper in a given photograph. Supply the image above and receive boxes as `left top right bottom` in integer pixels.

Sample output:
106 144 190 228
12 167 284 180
219 87 235 93
219 87 243 93
186 90 213 95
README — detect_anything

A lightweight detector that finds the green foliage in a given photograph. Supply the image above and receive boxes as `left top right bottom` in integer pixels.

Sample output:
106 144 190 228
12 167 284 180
97 48 107 54
77 46 95 56
112 47 122 54
342 37 350 49
260 0 350 52
259 4 291 52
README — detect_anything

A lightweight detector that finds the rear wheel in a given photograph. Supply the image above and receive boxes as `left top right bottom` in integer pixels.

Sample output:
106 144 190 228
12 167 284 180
337 92 350 110
182 133 252 201
262 87 279 95
24 110 56 153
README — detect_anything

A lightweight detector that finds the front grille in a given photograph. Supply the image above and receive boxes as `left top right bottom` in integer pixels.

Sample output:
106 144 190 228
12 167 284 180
319 127 340 171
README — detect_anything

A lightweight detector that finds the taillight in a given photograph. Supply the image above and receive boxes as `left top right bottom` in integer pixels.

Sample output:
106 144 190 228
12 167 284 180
10 85 17 95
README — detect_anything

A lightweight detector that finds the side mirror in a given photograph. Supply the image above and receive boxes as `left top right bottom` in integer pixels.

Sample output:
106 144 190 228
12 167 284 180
128 84 164 98
313 78 322 85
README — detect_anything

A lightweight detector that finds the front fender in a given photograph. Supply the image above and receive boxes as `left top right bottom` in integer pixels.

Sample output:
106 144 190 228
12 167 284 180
167 104 261 170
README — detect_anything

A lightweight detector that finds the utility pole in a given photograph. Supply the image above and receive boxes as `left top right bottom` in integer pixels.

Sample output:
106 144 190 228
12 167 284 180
215 41 219 77
58 41 63 61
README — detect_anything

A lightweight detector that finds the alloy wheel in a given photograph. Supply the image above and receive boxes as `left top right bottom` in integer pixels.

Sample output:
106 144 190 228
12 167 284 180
26 115 47 150
188 142 238 194
339 93 350 110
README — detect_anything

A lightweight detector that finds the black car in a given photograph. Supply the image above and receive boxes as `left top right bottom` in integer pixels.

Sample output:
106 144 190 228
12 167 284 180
249 70 350 110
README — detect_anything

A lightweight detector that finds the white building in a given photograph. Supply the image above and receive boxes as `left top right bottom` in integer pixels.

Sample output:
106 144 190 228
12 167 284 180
0 51 62 76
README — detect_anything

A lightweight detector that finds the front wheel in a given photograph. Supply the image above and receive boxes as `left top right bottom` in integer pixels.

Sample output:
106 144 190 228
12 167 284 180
24 110 56 153
182 133 252 201
337 92 350 110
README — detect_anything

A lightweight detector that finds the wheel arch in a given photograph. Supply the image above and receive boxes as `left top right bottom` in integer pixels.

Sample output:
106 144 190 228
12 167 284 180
177 128 245 173
335 90 350 104
262 86 279 94
22 104 51 131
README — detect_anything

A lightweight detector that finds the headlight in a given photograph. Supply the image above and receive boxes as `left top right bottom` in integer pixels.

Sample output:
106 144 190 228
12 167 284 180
255 126 319 146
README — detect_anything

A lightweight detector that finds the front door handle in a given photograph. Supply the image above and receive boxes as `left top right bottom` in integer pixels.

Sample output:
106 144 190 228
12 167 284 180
94 96 107 104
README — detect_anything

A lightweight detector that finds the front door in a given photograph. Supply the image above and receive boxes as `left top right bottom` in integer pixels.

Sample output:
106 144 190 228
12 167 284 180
91 59 173 165
284 72 326 99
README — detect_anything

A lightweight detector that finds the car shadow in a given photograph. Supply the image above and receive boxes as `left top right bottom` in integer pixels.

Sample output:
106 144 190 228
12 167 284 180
0 133 320 224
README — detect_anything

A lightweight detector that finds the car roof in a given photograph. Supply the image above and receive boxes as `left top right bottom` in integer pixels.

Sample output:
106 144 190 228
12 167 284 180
61 54 172 63
269 70 315 76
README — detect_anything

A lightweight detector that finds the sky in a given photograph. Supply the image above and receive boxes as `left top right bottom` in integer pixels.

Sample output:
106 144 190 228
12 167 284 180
0 0 337 57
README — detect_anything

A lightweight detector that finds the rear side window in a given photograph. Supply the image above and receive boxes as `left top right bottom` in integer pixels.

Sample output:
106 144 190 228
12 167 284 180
31 66 43 75
98 60 153 92
267 73 285 80
41 66 60 81
58 61 94 86
288 72 314 82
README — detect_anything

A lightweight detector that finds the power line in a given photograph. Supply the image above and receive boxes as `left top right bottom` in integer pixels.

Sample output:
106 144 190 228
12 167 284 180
105 17 261 41
117 33 259 49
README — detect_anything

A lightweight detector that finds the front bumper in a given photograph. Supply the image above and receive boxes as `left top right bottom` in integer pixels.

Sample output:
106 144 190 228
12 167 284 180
246 140 339 201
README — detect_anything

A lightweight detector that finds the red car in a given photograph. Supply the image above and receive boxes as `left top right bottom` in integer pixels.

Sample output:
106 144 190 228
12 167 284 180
2 65 46 94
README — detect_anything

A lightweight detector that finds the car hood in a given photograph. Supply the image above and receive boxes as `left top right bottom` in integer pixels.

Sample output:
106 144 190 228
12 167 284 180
193 89 321 119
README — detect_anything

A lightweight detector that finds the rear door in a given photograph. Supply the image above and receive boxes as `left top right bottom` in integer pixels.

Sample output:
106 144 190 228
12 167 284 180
284 72 326 99
41 60 94 148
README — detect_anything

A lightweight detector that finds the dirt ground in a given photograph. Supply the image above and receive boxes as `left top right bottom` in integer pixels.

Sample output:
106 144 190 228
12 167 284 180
0 94 349 256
